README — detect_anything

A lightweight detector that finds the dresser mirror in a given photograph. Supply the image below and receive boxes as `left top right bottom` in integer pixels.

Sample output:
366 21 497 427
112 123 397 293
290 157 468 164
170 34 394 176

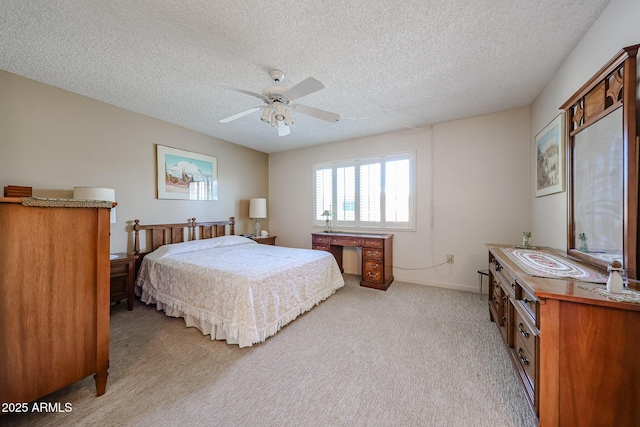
571 108 623 263
562 44 639 279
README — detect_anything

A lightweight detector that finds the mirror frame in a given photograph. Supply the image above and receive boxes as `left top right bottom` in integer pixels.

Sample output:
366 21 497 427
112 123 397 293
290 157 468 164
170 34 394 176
561 44 639 279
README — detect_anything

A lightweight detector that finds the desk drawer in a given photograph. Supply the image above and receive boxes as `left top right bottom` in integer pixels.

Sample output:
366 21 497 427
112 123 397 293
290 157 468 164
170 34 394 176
363 238 383 248
363 247 383 260
312 235 330 244
331 236 362 247
363 260 383 283
312 243 330 251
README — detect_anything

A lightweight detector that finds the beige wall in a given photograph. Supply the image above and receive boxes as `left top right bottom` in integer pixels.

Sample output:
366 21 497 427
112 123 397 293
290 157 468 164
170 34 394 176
0 70 269 254
269 107 530 292
530 0 640 251
2 0 634 292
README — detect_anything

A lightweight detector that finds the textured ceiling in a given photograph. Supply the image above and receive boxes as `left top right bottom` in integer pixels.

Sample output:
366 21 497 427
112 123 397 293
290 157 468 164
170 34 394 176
1 0 611 153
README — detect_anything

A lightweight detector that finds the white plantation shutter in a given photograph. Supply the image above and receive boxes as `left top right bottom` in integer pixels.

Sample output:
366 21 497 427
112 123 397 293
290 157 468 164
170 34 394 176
313 151 414 230
359 163 381 222
336 166 355 221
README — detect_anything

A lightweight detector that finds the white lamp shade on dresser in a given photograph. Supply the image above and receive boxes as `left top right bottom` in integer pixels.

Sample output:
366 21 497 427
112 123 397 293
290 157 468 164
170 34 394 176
73 187 116 223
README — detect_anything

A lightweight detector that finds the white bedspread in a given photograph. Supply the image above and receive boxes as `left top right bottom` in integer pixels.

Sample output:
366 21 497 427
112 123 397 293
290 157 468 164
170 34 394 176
135 236 344 347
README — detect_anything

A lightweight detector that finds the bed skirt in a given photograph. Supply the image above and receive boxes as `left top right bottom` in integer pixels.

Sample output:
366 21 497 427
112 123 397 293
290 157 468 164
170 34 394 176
136 280 343 348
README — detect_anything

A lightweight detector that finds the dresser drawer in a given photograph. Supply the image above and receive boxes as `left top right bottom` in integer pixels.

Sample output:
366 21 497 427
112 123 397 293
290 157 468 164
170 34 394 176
490 279 505 323
363 238 383 248
493 260 516 297
513 308 536 354
331 236 362 247
363 260 383 283
363 247 383 260
514 334 536 390
519 285 538 326
513 300 538 392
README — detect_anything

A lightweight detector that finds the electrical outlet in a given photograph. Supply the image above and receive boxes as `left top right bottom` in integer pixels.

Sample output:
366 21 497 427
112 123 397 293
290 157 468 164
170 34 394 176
446 254 454 264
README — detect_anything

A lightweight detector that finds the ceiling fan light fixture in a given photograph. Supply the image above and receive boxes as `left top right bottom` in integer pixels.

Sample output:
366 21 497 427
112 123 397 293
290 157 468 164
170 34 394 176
284 108 293 126
274 102 286 121
220 70 339 136
260 106 272 123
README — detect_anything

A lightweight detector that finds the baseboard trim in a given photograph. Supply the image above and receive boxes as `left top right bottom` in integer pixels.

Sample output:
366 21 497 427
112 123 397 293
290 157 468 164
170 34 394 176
392 274 482 294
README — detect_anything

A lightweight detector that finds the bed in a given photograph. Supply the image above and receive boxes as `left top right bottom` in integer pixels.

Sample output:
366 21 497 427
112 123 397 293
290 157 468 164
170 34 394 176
133 217 344 347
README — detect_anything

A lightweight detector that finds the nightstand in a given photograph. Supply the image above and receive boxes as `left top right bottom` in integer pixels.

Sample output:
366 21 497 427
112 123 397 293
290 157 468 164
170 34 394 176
110 253 138 310
251 235 277 245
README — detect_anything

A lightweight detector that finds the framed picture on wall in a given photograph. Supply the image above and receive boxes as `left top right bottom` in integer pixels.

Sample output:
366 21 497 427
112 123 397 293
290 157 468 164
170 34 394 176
535 112 565 197
156 145 218 200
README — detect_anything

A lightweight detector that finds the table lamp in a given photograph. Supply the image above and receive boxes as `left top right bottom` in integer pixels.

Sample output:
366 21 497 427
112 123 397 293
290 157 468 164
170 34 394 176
249 198 267 237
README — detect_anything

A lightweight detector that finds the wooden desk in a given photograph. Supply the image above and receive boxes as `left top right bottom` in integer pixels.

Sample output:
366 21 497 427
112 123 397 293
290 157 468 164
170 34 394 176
312 232 393 290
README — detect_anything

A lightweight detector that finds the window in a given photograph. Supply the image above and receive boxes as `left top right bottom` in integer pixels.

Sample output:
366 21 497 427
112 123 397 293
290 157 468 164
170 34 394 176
314 151 415 230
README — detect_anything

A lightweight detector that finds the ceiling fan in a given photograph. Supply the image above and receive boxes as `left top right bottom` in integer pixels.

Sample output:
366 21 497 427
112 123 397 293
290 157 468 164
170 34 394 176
219 70 340 136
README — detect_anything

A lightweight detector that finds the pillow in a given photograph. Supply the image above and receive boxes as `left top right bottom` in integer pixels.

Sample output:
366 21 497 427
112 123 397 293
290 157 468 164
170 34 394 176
147 235 255 260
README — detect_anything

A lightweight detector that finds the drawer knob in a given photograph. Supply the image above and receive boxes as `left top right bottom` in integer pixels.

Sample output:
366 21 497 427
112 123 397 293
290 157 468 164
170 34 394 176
523 298 533 304
518 347 530 366
367 272 380 279
518 322 530 338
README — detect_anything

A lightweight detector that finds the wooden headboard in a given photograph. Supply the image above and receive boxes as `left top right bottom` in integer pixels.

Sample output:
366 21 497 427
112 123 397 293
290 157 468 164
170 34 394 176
133 217 235 256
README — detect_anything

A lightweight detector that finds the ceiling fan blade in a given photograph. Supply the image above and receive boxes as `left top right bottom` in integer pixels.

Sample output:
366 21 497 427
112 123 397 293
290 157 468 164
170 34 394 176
277 123 291 136
219 84 268 102
292 104 340 123
219 107 262 123
284 77 325 100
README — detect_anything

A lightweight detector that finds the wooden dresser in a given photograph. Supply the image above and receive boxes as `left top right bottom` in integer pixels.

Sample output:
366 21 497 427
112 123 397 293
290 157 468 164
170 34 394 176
312 232 393 290
487 244 640 426
0 197 111 405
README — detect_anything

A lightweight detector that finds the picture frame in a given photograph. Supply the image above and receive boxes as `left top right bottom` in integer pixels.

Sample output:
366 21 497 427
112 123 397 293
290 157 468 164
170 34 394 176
156 145 218 200
535 112 565 197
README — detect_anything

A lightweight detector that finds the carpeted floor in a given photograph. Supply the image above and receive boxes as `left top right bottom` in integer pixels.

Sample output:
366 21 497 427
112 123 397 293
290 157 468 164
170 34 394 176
2 275 537 427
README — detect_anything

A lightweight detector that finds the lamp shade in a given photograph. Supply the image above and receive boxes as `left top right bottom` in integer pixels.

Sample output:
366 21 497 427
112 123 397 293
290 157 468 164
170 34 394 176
73 187 116 223
249 198 267 219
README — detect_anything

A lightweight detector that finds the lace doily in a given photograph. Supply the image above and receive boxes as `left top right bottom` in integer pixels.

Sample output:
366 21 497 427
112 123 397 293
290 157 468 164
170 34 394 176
576 283 640 304
22 197 113 209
